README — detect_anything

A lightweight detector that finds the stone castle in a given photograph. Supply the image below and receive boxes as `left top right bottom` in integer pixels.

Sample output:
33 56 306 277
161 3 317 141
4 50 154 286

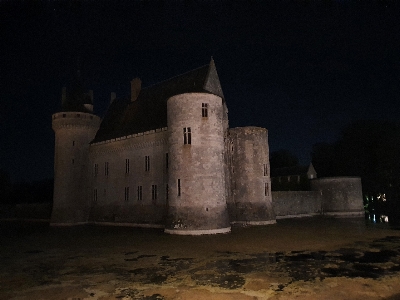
51 59 365 235
51 59 276 235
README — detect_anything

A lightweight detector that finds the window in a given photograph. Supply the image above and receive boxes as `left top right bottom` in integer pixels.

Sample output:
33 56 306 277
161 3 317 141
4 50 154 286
72 159 74 164
264 182 269 196
263 164 268 176
105 162 109 176
77 114 80 117
125 187 129 201
178 179 181 196
202 103 208 117
93 189 98 202
165 153 168 170
183 127 191 145
62 114 66 118
72 141 75 146
145 156 150 171
94 164 99 176
137 186 142 201
152 185 157 201
166 184 169 200
125 159 130 174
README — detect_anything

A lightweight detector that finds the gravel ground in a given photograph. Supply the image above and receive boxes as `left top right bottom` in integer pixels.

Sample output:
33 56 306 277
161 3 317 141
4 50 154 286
1 216 400 300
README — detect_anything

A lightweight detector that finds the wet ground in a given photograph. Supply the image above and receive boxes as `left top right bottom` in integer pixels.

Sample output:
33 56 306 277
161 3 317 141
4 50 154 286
1 217 400 299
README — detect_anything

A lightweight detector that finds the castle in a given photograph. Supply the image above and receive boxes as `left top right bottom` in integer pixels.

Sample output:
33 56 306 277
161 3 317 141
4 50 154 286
52 59 366 234
51 59 277 235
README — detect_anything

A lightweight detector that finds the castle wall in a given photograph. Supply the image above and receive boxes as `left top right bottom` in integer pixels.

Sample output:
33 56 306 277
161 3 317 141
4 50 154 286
228 127 276 225
51 112 101 224
89 129 169 226
272 191 322 219
311 177 364 216
165 93 230 234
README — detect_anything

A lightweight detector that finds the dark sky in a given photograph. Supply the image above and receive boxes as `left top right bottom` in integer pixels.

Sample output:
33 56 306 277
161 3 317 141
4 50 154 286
1 0 399 182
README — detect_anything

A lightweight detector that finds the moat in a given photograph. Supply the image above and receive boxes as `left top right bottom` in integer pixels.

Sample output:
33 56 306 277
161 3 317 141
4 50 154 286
1 216 400 299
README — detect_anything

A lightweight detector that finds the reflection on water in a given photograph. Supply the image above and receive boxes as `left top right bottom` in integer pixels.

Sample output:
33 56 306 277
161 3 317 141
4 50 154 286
366 213 400 229
367 214 389 224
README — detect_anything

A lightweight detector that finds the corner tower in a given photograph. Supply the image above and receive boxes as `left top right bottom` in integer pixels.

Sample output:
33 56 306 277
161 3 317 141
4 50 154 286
228 127 276 225
165 59 231 235
51 72 101 225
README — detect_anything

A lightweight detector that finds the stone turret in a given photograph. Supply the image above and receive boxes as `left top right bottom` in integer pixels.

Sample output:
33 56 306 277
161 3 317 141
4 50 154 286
51 83 101 225
228 127 276 225
165 60 230 235
166 92 230 234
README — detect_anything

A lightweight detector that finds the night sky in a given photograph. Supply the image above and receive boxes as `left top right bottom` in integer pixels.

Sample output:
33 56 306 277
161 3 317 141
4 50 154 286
1 1 399 183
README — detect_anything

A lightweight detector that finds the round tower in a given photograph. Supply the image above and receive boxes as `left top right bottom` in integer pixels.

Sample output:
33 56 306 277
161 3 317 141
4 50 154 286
51 82 101 225
165 93 231 235
229 127 276 225
311 177 364 216
51 111 100 224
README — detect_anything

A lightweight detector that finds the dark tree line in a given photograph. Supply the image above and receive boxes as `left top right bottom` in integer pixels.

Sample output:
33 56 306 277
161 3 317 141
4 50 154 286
312 120 400 220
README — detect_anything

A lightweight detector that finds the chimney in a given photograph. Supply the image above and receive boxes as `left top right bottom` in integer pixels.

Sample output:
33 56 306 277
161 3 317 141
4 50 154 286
110 92 116 103
131 78 141 102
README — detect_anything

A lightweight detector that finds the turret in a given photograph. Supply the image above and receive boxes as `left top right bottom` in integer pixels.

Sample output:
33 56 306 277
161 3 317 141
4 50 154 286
228 127 276 225
165 60 230 235
51 81 100 225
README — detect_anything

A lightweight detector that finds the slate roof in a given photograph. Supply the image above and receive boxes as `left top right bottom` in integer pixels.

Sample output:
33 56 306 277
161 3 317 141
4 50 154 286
92 59 224 143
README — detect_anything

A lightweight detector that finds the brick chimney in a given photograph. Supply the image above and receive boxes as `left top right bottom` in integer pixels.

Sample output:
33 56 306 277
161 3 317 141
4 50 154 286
131 78 141 102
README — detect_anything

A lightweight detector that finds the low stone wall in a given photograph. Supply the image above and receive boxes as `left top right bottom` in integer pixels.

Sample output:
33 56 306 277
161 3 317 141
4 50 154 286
272 191 322 219
311 177 364 216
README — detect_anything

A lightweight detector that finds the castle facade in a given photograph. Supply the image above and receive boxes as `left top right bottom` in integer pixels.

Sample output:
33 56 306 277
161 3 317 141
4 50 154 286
51 59 276 235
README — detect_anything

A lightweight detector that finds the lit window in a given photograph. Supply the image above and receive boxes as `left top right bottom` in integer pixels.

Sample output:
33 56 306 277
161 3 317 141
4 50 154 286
183 127 191 145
